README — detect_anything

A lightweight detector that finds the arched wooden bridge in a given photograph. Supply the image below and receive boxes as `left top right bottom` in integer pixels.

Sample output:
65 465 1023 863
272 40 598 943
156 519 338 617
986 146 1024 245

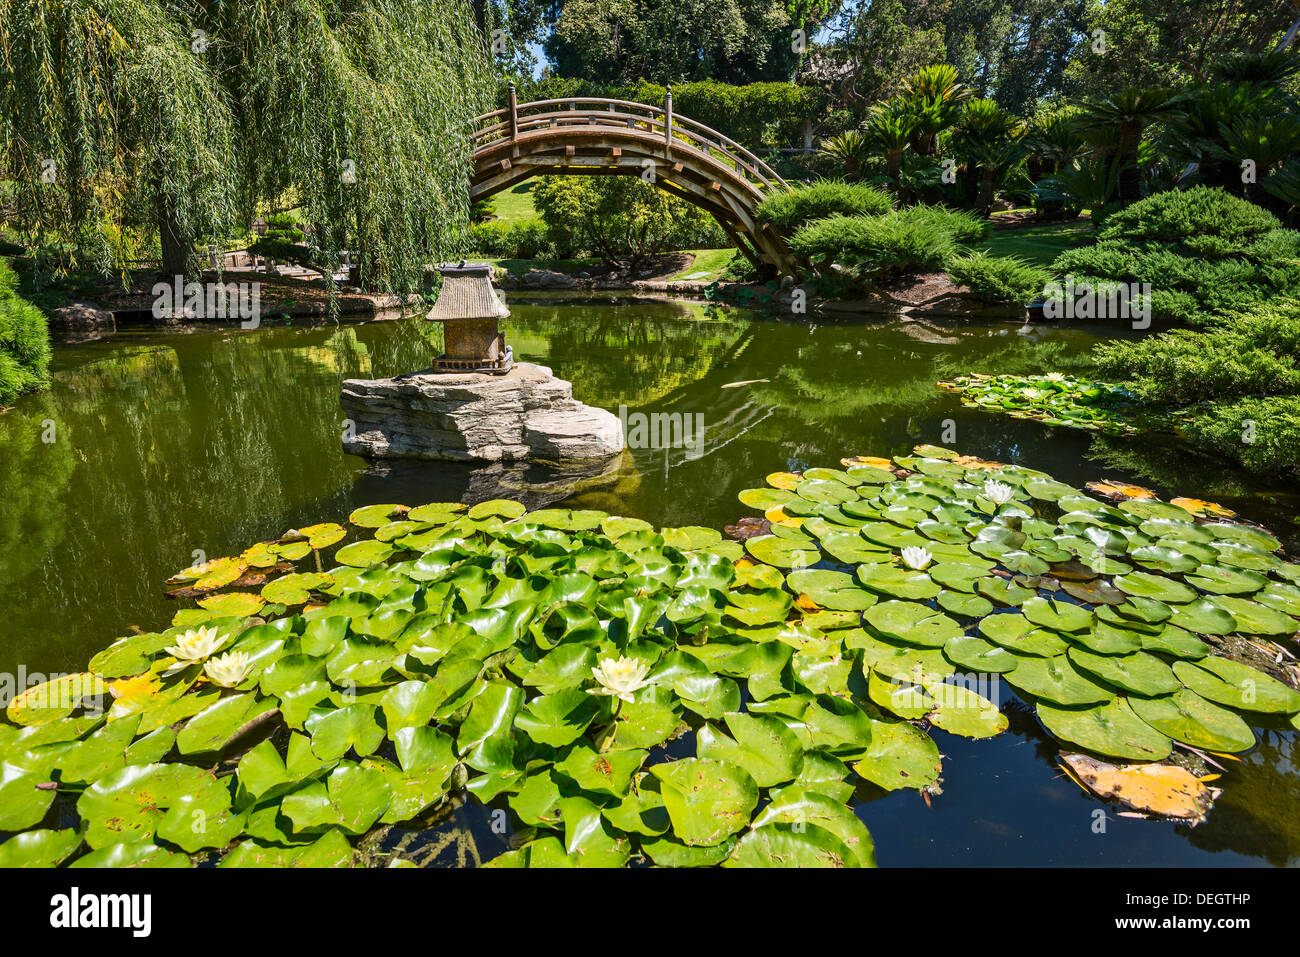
471 88 799 276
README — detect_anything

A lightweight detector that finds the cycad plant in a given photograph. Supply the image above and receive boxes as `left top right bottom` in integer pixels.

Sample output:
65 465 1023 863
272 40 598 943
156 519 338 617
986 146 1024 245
1217 114 1300 202
864 101 919 186
1078 86 1180 204
1262 160 1300 222
952 98 1024 213
899 64 970 157
1024 108 1087 179
1031 157 1120 217
1165 82 1273 192
1213 49 1300 85
819 130 872 182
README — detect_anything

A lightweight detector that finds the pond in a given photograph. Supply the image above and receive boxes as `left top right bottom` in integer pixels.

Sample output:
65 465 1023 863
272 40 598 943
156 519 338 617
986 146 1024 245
3 295 1299 866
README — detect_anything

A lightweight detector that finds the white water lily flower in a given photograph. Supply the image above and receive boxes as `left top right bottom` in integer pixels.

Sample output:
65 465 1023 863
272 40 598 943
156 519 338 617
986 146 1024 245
204 650 252 688
589 656 652 703
164 626 226 662
900 546 932 570
1043 372 1067 382
983 480 1015 505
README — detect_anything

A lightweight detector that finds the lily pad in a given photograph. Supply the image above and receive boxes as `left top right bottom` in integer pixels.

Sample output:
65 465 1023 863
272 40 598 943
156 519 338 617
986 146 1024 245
649 758 759 847
1035 698 1172 761
1129 689 1255 753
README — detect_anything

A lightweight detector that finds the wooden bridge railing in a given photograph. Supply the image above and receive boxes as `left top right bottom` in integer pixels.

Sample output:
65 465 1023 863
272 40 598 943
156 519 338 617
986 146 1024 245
473 87 790 195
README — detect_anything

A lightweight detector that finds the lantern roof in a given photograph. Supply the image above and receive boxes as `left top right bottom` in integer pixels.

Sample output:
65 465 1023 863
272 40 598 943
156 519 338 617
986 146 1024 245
427 261 510 323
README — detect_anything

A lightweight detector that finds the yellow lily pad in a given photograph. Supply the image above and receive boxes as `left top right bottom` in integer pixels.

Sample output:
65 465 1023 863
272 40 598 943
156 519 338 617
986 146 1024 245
1170 497 1236 518
1060 753 1217 820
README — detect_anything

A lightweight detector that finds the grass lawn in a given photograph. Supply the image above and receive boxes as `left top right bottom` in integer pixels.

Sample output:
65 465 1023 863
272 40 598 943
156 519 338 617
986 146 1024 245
487 182 539 226
667 248 736 281
486 256 596 276
978 218 1096 266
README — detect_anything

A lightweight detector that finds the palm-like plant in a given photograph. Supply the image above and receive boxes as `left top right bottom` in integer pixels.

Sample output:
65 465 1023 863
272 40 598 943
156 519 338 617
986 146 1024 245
1262 160 1300 220
864 101 919 185
1024 109 1088 177
899 64 970 156
819 130 871 182
1214 50 1300 85
1032 157 1120 216
1079 86 1180 203
952 99 1025 214
1217 114 1300 176
1164 82 1271 190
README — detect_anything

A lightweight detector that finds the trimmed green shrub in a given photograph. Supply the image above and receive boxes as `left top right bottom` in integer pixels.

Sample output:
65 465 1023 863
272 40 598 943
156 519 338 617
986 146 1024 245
1180 396 1300 480
946 251 1052 305
0 259 51 406
468 218 557 260
531 176 723 267
1094 306 1300 405
1050 188 1300 326
756 180 893 231
719 249 760 283
904 205 990 245
1090 298 1300 482
789 211 956 278
1096 186 1281 252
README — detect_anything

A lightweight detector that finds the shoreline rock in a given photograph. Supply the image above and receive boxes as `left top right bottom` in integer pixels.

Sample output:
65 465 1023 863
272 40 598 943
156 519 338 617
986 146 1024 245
340 361 625 462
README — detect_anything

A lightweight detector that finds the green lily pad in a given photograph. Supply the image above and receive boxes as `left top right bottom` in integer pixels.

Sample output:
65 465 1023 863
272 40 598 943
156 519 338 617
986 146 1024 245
786 569 877 611
1210 597 1296 636
1002 654 1115 706
856 563 941 600
77 763 239 850
1035 698 1172 761
1066 648 1180 696
923 678 1008 739
1129 689 1255 753
1022 596 1093 632
1169 599 1238 636
0 828 83 867
1185 565 1268 595
725 821 859 868
334 539 397 568
745 534 820 569
649 758 759 847
978 613 1067 656
1173 658 1300 714
697 713 804 788
852 719 942 791
1114 571 1197 604
942 636 1020 673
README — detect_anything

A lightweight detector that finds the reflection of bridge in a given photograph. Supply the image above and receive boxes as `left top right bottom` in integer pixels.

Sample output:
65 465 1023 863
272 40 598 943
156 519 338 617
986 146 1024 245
471 87 799 276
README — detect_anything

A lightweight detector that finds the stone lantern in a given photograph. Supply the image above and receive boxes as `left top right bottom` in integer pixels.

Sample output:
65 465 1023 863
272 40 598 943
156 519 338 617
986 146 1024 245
427 261 513 375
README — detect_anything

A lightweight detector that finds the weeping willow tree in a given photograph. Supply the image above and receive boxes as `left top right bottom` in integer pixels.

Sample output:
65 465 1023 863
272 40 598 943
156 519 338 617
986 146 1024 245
0 0 493 294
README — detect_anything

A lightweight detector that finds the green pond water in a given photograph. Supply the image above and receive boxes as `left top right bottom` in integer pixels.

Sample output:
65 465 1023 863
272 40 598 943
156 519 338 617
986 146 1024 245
3 294 1299 866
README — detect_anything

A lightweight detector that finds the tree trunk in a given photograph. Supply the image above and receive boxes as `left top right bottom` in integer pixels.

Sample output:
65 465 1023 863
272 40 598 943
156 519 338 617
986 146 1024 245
977 168 997 214
157 202 190 280
1118 122 1142 204
886 149 902 185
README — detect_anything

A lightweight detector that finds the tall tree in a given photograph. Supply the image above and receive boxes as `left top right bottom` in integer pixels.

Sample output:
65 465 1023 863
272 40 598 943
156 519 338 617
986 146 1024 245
806 0 949 114
1064 0 1297 99
942 0 1087 115
545 0 795 83
0 0 493 293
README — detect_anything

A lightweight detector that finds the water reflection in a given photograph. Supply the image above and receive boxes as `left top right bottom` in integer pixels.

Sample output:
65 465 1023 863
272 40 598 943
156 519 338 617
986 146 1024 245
2 297 1298 866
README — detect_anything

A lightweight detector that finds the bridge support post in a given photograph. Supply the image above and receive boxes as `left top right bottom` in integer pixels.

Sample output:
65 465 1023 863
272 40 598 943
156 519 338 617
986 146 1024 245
508 83 518 144
664 85 673 158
